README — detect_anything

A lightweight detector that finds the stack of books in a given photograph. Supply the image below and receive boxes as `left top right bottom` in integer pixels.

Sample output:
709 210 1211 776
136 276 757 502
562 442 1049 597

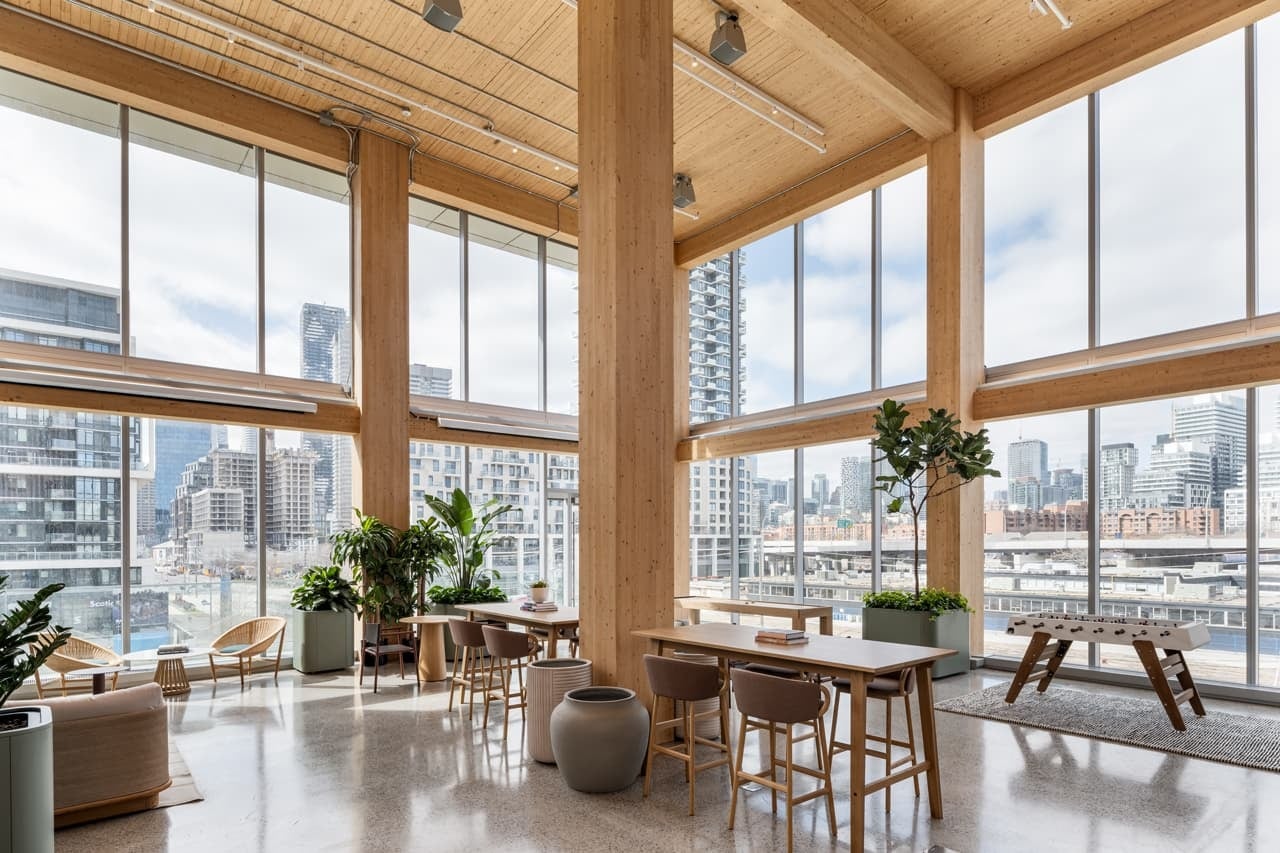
521 601 559 612
157 643 190 655
755 629 808 646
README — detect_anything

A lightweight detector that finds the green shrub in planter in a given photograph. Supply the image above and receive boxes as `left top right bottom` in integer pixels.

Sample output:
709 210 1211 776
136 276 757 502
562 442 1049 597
291 566 358 674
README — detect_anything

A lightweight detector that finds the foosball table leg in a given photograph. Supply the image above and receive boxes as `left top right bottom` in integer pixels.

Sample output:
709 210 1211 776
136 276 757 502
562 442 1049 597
1005 632 1051 704
1134 641 1205 731
1036 639 1072 693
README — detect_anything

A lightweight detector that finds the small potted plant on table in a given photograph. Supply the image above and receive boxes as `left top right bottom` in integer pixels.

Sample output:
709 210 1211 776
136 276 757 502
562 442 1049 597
862 399 999 677
529 579 551 604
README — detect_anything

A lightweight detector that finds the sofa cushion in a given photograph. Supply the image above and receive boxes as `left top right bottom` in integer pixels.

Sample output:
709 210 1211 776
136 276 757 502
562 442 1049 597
37 682 165 723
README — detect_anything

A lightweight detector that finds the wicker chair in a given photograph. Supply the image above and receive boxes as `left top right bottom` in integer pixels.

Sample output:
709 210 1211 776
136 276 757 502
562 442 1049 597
35 634 124 698
208 617 287 688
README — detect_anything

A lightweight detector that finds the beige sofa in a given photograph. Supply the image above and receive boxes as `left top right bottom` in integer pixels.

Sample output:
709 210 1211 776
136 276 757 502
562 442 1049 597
38 683 172 827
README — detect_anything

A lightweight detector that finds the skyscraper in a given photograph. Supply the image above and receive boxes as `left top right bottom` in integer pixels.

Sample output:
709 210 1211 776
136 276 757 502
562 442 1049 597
300 303 351 537
1100 443 1139 510
1008 439 1050 484
1171 394 1246 509
839 455 873 519
154 421 219 538
409 363 454 398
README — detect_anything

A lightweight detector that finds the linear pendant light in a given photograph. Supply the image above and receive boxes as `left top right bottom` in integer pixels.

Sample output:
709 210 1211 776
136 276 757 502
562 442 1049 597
150 0 576 173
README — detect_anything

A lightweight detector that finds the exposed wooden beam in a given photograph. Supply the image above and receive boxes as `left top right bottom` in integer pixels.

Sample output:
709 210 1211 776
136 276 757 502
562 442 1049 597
678 408 881 462
352 132 411 529
0 382 359 434
406 416 578 454
0 7 577 243
974 336 1280 422
926 90 984 653
736 0 954 138
974 0 1280 136
674 132 926 268
578 0 676 697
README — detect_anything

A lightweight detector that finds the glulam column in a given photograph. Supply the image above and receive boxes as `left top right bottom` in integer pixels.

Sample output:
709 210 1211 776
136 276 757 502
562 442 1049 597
352 131 410 530
925 91 985 655
577 0 676 693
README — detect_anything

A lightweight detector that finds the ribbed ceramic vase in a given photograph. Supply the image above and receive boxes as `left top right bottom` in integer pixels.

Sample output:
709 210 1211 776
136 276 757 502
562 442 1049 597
550 686 650 793
526 658 592 764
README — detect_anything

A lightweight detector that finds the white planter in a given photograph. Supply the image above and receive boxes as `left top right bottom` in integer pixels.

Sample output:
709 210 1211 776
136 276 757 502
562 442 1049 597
0 706 54 853
526 658 592 764
530 586 550 604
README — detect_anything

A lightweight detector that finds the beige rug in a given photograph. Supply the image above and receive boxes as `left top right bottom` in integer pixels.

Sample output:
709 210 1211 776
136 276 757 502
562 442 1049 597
157 743 203 810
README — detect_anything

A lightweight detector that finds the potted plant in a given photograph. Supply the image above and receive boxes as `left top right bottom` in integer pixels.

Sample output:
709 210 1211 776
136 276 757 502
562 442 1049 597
331 510 409 625
290 565 359 674
529 579 550 604
1 576 70 853
862 399 999 677
425 489 514 657
397 517 450 615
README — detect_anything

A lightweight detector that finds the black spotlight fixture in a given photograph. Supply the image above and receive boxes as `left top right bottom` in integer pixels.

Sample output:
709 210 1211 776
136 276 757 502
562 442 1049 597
422 0 463 33
673 173 696 209
709 10 746 66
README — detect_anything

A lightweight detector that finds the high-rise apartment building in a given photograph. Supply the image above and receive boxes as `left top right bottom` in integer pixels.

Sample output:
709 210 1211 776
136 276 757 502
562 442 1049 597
1171 394 1246 509
840 455 873 519
264 436 318 550
1100 442 1139 511
409 363 454 398
300 303 351 537
1132 439 1213 510
1008 439 1050 484
153 422 216 540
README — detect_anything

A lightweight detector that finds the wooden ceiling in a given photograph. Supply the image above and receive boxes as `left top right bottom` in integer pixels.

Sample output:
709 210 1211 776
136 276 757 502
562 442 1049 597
0 0 1248 244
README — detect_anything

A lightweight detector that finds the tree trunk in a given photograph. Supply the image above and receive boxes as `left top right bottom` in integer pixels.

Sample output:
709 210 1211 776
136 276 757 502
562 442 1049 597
913 512 921 599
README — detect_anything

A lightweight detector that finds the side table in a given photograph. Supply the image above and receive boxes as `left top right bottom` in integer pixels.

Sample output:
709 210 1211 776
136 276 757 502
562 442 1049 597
123 648 212 697
399 615 452 682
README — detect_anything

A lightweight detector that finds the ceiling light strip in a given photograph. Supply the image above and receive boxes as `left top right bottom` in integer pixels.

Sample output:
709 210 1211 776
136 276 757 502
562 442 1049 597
152 0 576 173
557 0 824 142
673 61 825 154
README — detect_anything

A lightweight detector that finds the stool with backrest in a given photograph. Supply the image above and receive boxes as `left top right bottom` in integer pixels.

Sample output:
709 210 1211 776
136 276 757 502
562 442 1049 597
481 624 541 741
447 618 491 717
728 668 836 853
641 654 733 816
828 667 919 812
358 621 417 693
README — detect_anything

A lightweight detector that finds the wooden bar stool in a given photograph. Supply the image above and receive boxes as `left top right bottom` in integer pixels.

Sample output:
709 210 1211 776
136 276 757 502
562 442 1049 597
481 624 541 742
642 654 733 816
447 618 490 718
728 668 836 853
829 668 920 812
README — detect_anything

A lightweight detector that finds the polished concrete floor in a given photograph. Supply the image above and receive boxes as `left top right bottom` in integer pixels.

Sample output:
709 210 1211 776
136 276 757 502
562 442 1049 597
54 667 1280 853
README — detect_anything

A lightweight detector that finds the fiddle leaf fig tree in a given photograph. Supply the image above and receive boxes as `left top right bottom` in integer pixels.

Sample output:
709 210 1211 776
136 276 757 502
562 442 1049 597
870 399 1000 602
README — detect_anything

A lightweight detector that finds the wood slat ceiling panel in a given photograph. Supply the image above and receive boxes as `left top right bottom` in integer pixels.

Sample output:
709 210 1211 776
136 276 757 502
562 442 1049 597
851 0 1171 91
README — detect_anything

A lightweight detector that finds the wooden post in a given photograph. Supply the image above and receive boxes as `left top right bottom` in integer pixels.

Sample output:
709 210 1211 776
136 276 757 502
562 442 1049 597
925 90 985 655
577 0 676 695
673 266 692 602
352 131 410 530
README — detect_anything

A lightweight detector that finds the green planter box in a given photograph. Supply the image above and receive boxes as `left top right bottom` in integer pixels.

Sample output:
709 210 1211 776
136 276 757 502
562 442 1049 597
292 609 355 674
862 607 970 679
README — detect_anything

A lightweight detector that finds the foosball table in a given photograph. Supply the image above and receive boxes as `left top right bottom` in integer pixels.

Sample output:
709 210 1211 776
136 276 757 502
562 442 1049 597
1004 613 1211 731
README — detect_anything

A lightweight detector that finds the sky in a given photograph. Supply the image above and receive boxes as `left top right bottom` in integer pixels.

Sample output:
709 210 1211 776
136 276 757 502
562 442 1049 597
2 16 1280 498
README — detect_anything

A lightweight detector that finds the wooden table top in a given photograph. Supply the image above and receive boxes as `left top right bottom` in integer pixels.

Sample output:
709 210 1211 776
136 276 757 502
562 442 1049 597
675 596 833 617
399 615 453 625
456 601 581 628
633 622 954 676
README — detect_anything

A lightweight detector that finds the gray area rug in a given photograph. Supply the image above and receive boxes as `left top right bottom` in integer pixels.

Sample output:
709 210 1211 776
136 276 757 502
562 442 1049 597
157 744 203 810
935 683 1280 773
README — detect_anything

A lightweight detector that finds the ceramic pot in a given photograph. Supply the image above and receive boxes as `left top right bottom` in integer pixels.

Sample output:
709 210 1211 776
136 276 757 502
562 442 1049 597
550 686 649 793
530 586 550 604
0 706 54 853
526 658 593 763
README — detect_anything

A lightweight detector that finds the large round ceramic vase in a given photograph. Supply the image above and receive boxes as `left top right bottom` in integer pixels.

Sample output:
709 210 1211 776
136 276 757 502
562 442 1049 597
550 686 649 793
0 706 54 853
526 658 593 764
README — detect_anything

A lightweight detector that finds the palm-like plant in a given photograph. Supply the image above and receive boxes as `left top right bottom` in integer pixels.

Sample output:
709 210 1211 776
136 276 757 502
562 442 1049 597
425 488 514 602
1 576 70 711
398 517 450 613
331 510 402 621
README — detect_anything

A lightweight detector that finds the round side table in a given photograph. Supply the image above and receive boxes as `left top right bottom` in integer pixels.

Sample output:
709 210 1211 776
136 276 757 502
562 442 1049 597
123 648 211 697
399 615 452 682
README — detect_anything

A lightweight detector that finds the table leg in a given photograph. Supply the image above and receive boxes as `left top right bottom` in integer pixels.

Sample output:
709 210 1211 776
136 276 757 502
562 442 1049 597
156 658 192 696
820 615 832 636
914 662 943 819
792 614 805 632
847 670 867 852
419 624 448 682
547 629 559 659
91 672 106 695
687 610 701 625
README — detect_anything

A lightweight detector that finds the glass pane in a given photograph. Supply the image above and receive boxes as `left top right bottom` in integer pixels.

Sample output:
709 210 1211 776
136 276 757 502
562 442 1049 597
0 70 121 355
803 442 873 638
1254 385 1280 683
547 242 578 414
982 412 1090 665
738 451 796 626
688 255 737 425
129 112 257 369
740 228 795 414
137 419 259 650
409 441 465 522
803 195 872 402
1261 15 1280 314
1099 33 1245 342
264 154 350 382
880 169 927 387
0 409 123 650
467 447 542 598
985 99 1088 366
689 457 735 585
1099 394 1248 684
409 197 461 399
467 216 538 409
546 452 579 607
